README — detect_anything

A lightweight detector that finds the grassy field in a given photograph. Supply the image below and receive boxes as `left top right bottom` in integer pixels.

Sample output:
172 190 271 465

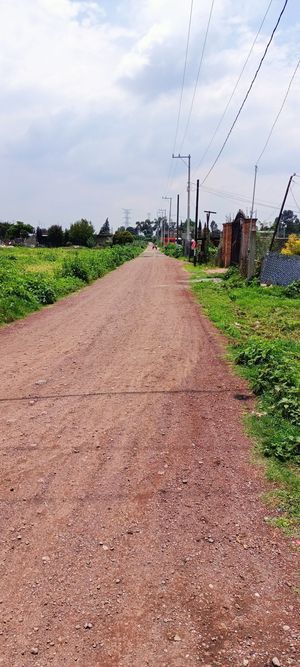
0 244 144 325
184 260 300 533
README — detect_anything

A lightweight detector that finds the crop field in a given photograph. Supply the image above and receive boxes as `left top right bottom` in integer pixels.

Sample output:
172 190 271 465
185 261 300 531
0 244 143 326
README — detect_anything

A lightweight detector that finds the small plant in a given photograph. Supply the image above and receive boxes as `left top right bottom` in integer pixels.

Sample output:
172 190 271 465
281 234 300 256
235 338 300 446
222 266 245 288
163 243 183 258
283 280 300 298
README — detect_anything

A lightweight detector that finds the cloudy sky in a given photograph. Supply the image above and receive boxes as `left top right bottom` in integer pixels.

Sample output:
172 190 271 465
0 0 299 231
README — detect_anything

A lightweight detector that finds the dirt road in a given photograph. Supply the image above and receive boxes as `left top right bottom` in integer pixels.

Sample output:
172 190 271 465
0 249 299 667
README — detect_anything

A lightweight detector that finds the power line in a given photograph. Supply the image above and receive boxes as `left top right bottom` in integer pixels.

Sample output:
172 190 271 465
171 0 194 156
194 0 273 174
179 0 215 151
201 0 290 185
201 184 280 210
166 0 194 190
290 185 300 214
256 57 300 164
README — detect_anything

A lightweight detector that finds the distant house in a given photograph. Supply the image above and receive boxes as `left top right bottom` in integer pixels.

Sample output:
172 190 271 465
96 233 113 247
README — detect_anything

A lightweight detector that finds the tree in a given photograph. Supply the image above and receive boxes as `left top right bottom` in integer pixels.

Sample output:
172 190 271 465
0 222 10 240
99 218 110 235
69 219 95 246
210 220 218 233
5 221 34 240
113 230 134 245
63 228 70 245
126 226 138 236
274 209 300 236
47 225 64 247
36 227 44 244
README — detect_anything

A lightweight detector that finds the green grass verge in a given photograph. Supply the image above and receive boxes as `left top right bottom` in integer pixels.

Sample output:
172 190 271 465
0 244 144 325
189 266 300 531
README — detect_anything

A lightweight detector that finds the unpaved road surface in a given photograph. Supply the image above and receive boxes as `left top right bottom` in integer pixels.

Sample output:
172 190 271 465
0 249 299 667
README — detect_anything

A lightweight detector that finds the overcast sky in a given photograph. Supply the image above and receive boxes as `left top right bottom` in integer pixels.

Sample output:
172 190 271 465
0 0 299 231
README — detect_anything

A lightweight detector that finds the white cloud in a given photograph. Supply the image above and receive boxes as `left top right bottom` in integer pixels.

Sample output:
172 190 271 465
0 0 299 229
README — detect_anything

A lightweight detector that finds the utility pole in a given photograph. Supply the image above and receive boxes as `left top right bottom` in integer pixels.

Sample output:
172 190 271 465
172 153 191 249
157 209 164 245
203 210 216 263
162 196 172 244
204 210 217 229
158 208 167 245
250 165 258 219
176 194 180 242
194 180 199 266
269 173 296 251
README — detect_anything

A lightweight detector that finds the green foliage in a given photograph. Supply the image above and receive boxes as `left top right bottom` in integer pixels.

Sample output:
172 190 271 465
275 209 300 236
4 221 34 240
191 273 300 466
0 245 143 325
0 222 11 240
283 280 300 298
235 338 300 452
189 267 300 522
47 224 64 247
99 218 110 235
113 230 134 245
163 243 183 258
60 245 141 282
69 219 95 246
222 266 246 288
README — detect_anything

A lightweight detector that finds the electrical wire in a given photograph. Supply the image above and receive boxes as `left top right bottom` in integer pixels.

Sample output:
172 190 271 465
172 0 194 154
257 58 300 164
179 0 215 151
201 184 280 210
194 0 273 174
201 0 289 185
166 0 194 190
290 185 300 214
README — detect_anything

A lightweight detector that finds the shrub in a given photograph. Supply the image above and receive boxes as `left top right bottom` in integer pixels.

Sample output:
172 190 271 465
281 234 300 256
235 339 300 428
222 266 245 288
282 280 300 298
163 243 183 258
113 230 134 245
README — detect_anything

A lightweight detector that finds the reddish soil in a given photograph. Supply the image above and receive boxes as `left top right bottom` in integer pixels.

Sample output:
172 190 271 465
0 248 299 667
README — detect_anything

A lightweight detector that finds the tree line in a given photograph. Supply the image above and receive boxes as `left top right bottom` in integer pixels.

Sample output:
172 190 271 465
1 210 298 248
0 218 139 247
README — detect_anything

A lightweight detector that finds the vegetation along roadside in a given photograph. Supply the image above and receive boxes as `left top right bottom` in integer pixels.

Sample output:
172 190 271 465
166 248 300 533
0 243 145 326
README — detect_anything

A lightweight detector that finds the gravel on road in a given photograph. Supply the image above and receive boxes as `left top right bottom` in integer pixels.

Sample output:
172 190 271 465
0 248 299 666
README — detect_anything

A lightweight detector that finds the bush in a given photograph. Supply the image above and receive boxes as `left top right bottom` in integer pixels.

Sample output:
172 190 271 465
281 234 300 256
0 245 144 325
163 243 183 258
235 338 300 433
222 266 245 288
282 280 300 298
113 230 134 245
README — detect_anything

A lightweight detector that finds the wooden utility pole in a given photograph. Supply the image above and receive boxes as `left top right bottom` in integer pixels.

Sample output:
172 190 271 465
203 209 216 262
269 173 295 251
194 180 199 266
